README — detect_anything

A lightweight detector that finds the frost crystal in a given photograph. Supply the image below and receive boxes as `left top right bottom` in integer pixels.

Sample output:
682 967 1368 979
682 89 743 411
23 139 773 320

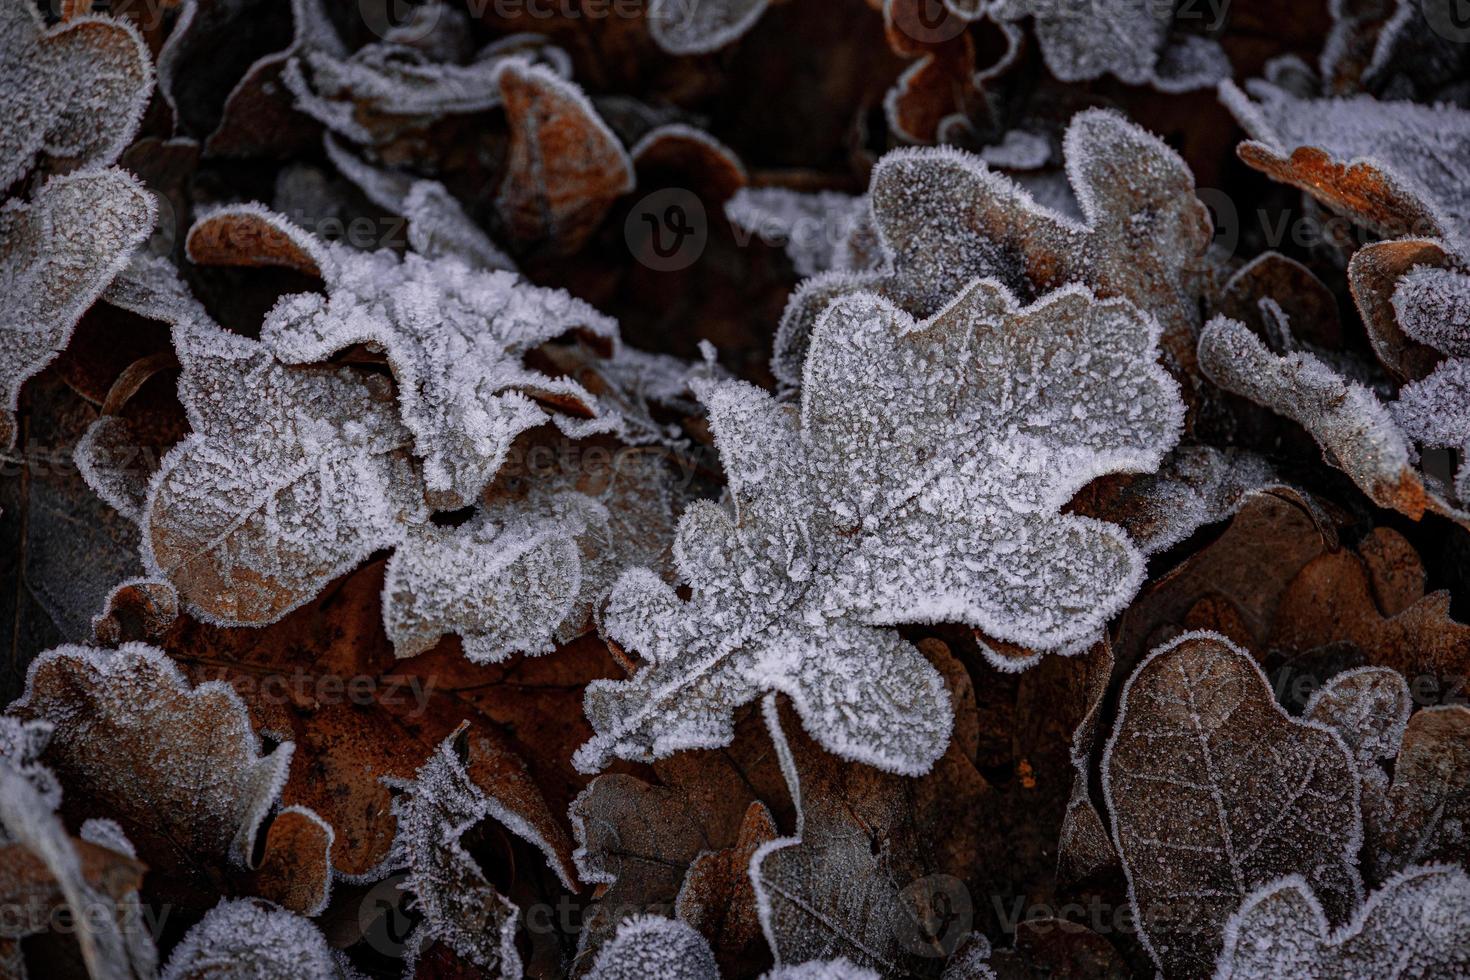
189 204 617 510
160 898 348 980
776 109 1211 387
1 170 155 451
578 278 1181 778
0 3 153 189
1103 632 1363 978
1214 865 1470 979
1391 265 1470 357
587 916 720 980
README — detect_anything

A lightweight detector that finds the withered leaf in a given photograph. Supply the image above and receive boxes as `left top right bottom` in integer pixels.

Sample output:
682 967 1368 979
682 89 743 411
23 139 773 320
8 643 331 914
582 279 1181 777
495 60 636 257
776 110 1212 391
189 204 618 510
587 914 720 979
1 170 155 451
1102 632 1362 978
0 3 152 188
1214 864 1470 979
647 0 770 55
1375 706 1470 878
390 725 577 976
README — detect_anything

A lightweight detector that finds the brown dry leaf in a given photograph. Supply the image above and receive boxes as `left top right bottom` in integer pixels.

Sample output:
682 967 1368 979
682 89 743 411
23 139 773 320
1375 705 1470 879
495 60 636 257
1347 237 1456 383
1103 632 1363 978
569 702 789 972
630 124 748 202
8 643 331 914
1 170 156 452
1269 534 1470 694
1114 488 1336 669
750 642 991 973
676 802 779 977
0 3 152 188
160 557 611 882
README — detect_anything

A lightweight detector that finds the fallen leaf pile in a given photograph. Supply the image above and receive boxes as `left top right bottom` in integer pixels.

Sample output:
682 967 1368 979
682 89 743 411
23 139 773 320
3 1 1470 978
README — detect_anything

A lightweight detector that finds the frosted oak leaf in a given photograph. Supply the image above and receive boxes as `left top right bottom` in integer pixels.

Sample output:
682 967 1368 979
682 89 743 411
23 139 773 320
160 898 348 980
991 0 1228 92
775 110 1212 390
1214 864 1470 979
0 2 152 189
578 277 1183 777
187 204 618 510
647 0 770 55
1102 632 1363 978
1 170 155 451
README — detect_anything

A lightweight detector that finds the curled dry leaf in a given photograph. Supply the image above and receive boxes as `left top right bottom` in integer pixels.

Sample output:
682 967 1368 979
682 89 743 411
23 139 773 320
777 110 1212 393
1221 79 1470 250
1346 237 1456 383
1198 315 1464 524
495 60 636 257
7 643 333 913
724 189 878 279
1214 864 1470 979
189 203 617 510
0 2 152 188
1 169 155 451
389 725 577 976
1102 632 1363 978
581 278 1181 777
382 440 678 663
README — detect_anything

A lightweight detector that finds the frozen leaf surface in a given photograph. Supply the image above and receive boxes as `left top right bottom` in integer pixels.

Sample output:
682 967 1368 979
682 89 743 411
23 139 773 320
1391 264 1470 357
580 278 1181 776
1221 80 1470 251
9 644 296 891
1214 864 1470 979
992 0 1228 91
382 444 677 662
776 110 1211 388
1304 667 1411 776
140 311 425 625
190 204 617 510
648 0 770 55
1102 632 1363 978
1347 238 1457 382
588 915 719 980
390 726 576 976
160 898 347 980
1 170 155 450
495 60 635 256
0 3 152 188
